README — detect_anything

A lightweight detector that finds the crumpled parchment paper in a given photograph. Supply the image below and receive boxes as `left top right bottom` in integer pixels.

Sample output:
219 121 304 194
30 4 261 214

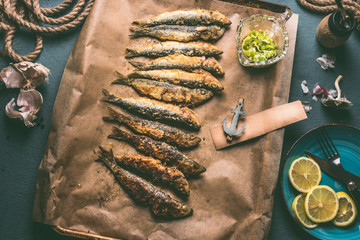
32 0 299 239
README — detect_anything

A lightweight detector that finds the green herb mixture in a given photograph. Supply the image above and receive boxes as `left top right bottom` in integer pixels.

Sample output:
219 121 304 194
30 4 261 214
241 30 278 61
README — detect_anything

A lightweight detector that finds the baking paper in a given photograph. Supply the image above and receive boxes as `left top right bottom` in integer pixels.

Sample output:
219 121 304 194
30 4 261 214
32 0 299 239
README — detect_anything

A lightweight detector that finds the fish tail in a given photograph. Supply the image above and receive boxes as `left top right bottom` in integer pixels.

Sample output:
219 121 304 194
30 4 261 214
132 19 149 26
97 146 117 172
112 71 131 86
127 71 141 78
125 48 138 58
108 126 132 142
129 26 149 37
101 89 119 104
129 60 145 69
103 106 120 122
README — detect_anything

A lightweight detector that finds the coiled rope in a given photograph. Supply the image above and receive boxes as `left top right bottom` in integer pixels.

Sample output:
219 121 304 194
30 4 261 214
297 0 360 30
0 0 95 62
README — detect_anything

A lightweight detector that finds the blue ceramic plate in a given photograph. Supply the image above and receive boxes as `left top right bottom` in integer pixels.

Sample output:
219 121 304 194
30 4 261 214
282 124 360 240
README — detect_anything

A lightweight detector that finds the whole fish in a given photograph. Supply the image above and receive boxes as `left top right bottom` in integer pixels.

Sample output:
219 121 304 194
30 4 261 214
108 127 206 177
132 9 231 27
129 54 224 76
100 148 190 196
130 25 225 42
125 41 223 58
102 89 201 130
128 69 223 92
97 147 193 218
113 72 213 107
103 107 201 148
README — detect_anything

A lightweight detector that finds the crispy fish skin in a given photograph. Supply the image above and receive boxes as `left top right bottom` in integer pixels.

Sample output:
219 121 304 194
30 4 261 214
103 107 201 148
132 9 231 27
128 69 223 92
102 89 201 130
129 54 224 76
125 41 223 58
113 73 213 107
108 127 206 177
97 147 193 218
129 25 225 42
110 150 190 196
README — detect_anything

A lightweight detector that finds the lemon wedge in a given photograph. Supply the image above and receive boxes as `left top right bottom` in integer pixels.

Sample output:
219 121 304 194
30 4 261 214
332 192 358 227
305 185 339 223
288 157 321 193
292 193 319 229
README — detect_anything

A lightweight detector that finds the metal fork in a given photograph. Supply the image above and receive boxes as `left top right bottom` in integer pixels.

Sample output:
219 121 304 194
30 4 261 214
315 127 341 166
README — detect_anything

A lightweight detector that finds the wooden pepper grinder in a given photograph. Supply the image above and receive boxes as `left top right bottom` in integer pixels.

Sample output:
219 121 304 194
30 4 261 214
316 0 355 48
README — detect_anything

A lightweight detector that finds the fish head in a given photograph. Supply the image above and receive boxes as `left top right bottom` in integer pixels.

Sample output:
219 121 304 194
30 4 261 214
174 178 190 197
166 202 193 219
191 163 207 175
151 200 193 219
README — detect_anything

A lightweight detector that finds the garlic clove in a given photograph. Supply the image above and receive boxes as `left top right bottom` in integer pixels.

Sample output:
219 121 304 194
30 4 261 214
0 62 50 90
0 65 27 88
312 83 329 97
5 89 44 127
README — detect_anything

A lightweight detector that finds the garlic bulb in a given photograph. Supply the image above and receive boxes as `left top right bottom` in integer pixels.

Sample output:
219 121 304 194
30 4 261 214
0 62 50 90
1 61 50 127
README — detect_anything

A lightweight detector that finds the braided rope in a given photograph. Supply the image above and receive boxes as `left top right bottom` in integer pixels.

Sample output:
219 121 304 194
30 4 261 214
0 0 95 62
297 0 360 30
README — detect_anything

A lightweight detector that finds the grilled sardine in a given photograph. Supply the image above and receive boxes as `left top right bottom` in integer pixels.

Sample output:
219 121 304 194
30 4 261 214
97 147 193 218
100 148 190 196
130 25 225 42
128 69 223 92
108 127 206 177
132 9 231 27
129 54 224 76
125 41 223 58
102 89 201 130
113 73 213 107
103 107 201 148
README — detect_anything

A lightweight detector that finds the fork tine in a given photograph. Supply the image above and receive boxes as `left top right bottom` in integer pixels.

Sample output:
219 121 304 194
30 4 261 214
319 128 336 157
315 130 331 159
322 127 339 155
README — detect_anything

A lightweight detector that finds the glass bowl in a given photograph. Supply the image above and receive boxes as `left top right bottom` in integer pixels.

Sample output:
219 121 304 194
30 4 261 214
235 14 290 68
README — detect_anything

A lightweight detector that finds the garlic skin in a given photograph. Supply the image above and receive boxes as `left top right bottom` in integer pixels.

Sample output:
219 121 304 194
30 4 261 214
1 61 50 127
0 62 50 90
5 89 43 127
321 75 352 109
0 64 27 88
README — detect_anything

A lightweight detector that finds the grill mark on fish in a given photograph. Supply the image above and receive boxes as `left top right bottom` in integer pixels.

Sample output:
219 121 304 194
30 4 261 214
125 41 223 58
129 54 224 76
132 9 231 27
128 69 223 92
113 72 213 107
102 89 201 130
129 25 225 42
97 147 193 218
108 127 206 177
103 107 201 148
100 148 190 196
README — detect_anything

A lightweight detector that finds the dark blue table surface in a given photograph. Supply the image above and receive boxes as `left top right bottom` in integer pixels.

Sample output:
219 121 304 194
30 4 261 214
1 1 359 239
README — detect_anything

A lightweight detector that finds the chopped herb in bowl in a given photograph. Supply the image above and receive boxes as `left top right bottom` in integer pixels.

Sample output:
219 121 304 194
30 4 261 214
241 30 278 61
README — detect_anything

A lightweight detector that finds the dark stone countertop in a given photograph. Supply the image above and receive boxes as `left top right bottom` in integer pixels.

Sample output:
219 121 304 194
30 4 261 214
0 1 359 239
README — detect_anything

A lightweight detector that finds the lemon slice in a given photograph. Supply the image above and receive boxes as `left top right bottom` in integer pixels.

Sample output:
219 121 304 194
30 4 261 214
305 185 339 223
292 193 319 229
288 157 321 193
332 192 358 227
